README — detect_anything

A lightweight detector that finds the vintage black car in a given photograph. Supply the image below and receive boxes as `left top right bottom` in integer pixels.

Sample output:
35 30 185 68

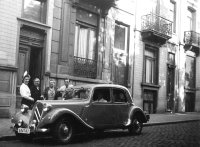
11 84 150 143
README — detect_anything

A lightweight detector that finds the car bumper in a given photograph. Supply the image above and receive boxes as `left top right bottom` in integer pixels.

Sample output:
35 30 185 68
13 124 50 134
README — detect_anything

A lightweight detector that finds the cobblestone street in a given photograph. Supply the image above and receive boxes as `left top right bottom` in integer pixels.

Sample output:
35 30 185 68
0 121 199 147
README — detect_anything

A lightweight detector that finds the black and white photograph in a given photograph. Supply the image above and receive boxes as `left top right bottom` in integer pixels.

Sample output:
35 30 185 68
0 0 200 146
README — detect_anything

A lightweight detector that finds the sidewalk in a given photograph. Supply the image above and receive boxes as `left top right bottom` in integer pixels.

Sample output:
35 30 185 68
0 112 199 141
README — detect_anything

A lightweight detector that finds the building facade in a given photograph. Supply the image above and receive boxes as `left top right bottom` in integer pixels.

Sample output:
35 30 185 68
0 0 199 117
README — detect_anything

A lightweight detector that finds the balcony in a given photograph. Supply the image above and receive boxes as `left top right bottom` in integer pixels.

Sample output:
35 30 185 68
141 14 172 45
184 31 200 54
74 56 97 79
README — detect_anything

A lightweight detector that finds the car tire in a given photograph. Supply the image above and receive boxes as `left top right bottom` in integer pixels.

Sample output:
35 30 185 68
128 116 143 135
52 117 74 144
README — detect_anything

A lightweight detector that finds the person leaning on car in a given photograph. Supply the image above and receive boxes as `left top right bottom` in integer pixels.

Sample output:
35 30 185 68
57 78 73 100
42 79 61 100
20 72 34 108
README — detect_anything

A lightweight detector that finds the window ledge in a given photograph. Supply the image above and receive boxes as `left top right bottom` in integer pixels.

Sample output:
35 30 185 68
0 65 18 71
141 83 160 89
17 17 51 31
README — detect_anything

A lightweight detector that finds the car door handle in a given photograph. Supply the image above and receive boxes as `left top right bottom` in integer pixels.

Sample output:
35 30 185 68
85 105 90 108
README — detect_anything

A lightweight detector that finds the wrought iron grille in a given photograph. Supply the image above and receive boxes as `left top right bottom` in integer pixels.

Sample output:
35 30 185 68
184 31 200 46
74 56 97 79
141 14 172 37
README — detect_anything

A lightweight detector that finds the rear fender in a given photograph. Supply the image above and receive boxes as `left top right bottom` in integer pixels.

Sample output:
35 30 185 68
129 106 148 123
38 108 94 129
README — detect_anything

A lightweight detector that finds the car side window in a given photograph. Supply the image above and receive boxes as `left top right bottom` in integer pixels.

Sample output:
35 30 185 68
113 88 127 103
93 88 110 102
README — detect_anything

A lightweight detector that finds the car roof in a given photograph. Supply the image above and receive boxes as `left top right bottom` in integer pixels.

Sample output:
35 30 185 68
72 84 128 90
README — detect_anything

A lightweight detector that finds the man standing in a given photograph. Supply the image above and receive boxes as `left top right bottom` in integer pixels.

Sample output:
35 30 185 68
30 78 43 104
58 78 73 99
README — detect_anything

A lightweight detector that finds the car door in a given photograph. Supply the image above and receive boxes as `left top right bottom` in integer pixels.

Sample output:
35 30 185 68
81 87 115 129
111 88 130 126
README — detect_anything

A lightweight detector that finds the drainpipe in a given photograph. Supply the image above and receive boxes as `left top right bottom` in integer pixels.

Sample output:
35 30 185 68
131 0 138 97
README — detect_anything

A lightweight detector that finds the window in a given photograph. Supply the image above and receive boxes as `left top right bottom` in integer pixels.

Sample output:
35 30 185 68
187 8 195 31
144 45 158 84
168 52 175 65
93 88 110 102
113 88 127 103
23 0 46 23
74 9 98 60
185 55 195 89
114 23 128 50
169 0 176 33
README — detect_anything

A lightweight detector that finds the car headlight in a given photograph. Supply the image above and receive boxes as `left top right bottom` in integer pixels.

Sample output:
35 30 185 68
18 120 23 127
20 104 29 113
43 103 52 112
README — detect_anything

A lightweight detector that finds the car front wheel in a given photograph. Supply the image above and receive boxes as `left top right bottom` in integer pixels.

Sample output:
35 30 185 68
53 118 74 144
128 117 143 135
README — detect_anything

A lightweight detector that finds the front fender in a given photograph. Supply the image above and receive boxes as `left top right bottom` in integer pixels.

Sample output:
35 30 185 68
11 110 32 125
38 108 94 129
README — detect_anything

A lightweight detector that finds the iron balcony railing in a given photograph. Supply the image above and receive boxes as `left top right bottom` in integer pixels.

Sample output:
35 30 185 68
141 14 172 37
184 31 200 47
74 56 97 79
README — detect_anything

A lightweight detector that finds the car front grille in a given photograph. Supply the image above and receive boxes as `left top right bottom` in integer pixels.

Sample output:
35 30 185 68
32 102 43 125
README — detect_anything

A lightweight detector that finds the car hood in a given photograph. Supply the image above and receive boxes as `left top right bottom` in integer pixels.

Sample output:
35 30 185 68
35 99 89 117
37 99 89 106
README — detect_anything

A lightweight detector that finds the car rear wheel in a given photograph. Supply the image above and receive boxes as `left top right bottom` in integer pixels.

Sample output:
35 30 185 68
128 117 143 135
52 118 74 144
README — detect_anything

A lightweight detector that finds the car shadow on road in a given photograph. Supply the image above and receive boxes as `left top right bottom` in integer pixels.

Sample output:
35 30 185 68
30 130 135 146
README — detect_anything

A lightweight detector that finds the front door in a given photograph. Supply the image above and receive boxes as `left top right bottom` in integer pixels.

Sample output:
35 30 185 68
112 22 129 87
166 65 175 112
185 92 195 112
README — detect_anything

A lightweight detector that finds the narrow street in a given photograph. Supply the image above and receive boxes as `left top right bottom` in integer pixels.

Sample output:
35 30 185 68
1 121 199 147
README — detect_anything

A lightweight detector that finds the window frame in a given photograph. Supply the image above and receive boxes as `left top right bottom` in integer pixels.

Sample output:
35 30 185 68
74 8 99 61
143 45 158 85
185 55 196 89
112 88 128 103
22 0 47 23
92 87 111 103
170 0 176 33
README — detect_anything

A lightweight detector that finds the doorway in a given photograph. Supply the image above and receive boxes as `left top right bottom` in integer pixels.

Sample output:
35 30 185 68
166 65 175 112
16 45 43 108
112 22 129 87
185 92 195 112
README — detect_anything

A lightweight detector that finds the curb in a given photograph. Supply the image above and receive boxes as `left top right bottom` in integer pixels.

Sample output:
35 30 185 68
0 119 199 142
144 119 200 127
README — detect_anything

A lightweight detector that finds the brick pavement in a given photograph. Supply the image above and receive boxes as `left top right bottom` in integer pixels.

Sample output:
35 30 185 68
0 112 199 141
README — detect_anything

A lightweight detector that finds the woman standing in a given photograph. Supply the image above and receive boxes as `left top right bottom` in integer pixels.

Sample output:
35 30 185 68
20 71 34 108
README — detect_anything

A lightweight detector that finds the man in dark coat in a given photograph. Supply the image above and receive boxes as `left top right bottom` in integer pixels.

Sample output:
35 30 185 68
30 78 43 104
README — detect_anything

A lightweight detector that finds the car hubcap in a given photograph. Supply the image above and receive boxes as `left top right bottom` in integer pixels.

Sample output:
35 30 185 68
60 123 70 138
133 119 141 132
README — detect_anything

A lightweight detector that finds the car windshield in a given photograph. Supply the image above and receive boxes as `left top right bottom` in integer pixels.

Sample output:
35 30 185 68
63 87 91 100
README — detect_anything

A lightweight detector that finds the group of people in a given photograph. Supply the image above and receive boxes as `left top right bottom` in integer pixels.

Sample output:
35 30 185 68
20 71 73 109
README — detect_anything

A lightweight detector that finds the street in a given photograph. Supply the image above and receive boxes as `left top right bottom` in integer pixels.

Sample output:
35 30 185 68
0 121 199 147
